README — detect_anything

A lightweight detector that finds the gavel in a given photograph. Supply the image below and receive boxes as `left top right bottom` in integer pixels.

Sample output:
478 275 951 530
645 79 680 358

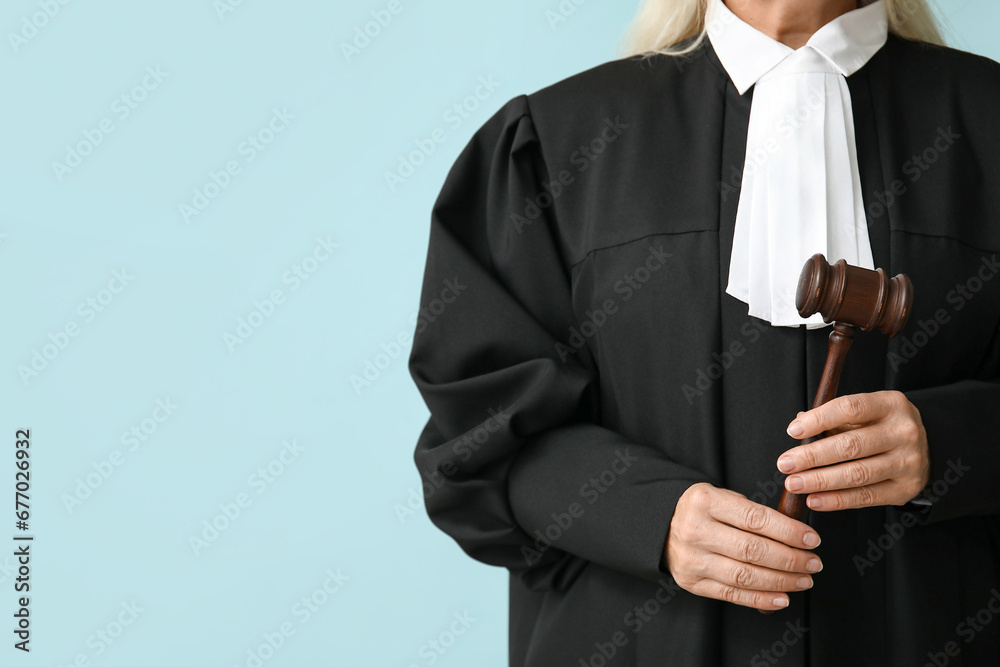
776 253 914 521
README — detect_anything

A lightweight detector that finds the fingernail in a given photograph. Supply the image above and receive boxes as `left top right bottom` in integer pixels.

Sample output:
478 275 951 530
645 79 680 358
787 422 804 437
807 558 823 572
773 596 789 608
777 456 795 473
808 496 824 509
786 476 803 492
803 532 820 548
796 576 812 589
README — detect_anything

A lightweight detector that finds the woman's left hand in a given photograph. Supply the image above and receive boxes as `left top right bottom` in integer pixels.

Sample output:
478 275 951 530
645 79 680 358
777 390 931 511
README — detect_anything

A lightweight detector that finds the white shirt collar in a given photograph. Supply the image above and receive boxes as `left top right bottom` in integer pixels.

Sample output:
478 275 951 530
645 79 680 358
706 0 889 95
712 0 889 327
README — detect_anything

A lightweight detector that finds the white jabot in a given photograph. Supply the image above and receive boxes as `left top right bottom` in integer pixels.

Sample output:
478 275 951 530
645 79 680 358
707 0 889 327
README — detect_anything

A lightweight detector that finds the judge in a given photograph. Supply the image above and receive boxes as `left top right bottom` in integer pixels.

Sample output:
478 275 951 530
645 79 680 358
408 0 1000 664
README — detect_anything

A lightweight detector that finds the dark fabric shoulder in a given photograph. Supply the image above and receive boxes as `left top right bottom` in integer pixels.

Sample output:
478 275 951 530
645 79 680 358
454 93 535 163
868 35 1000 253
524 40 723 130
511 41 731 264
877 34 1000 121
528 48 703 104
882 33 1000 89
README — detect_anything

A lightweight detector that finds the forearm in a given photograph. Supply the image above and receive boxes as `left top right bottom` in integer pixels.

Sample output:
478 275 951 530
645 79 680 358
508 422 716 583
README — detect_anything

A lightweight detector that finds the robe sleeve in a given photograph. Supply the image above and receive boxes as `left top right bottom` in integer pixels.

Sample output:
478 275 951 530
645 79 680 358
903 320 1000 524
409 94 714 591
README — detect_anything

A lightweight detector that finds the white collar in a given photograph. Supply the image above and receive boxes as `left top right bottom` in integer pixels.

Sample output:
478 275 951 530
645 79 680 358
706 0 889 95
709 0 889 327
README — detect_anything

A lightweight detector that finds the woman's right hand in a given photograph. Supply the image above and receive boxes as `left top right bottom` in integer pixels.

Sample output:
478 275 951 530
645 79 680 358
664 482 823 611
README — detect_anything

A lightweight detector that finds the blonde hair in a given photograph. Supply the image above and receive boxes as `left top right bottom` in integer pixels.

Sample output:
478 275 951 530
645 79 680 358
621 0 945 57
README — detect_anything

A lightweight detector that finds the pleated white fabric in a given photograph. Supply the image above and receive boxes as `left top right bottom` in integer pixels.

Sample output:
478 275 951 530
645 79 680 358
707 0 889 327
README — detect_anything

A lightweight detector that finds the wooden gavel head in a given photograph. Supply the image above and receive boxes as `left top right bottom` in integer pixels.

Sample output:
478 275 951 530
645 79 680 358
795 253 913 337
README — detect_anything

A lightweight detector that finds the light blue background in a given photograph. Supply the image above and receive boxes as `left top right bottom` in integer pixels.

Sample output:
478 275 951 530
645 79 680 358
0 1 996 665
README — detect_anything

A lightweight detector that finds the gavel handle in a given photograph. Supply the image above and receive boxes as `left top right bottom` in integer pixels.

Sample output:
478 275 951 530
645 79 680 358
777 322 857 522
761 323 857 616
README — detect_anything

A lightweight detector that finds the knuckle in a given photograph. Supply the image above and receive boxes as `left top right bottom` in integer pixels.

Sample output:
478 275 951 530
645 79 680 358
740 537 767 564
772 547 796 572
742 505 769 533
898 419 921 443
855 486 877 507
733 564 755 588
797 447 818 469
722 585 741 605
808 473 828 492
846 462 871 486
674 517 704 545
842 395 866 422
838 432 864 460
689 483 713 508
783 552 802 573
675 573 698 592
885 390 907 407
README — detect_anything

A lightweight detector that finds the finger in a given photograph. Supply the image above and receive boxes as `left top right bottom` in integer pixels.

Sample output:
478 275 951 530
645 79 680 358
688 578 791 611
711 524 823 575
708 494 821 550
805 479 898 511
784 452 902 494
825 423 859 436
778 425 893 474
697 553 814 593
786 393 893 440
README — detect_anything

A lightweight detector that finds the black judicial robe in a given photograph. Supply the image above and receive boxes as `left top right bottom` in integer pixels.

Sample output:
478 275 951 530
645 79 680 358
408 34 1000 666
